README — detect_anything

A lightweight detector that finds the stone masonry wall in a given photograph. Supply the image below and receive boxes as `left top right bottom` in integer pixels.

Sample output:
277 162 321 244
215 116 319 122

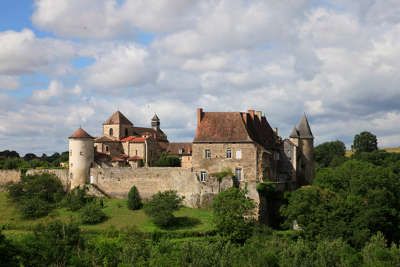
90 167 236 207
0 170 21 191
26 169 70 190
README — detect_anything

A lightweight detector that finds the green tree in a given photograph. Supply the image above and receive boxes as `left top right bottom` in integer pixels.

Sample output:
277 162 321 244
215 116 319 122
0 228 19 267
212 187 256 243
211 168 233 192
352 131 378 153
154 152 181 167
144 190 184 227
80 202 107 224
127 185 142 210
314 141 346 168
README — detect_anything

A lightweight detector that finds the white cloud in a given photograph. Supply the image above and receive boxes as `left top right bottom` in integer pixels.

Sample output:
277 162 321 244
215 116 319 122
0 75 19 90
31 80 82 103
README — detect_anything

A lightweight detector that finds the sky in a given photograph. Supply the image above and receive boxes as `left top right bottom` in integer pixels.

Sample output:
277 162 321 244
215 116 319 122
1 0 400 156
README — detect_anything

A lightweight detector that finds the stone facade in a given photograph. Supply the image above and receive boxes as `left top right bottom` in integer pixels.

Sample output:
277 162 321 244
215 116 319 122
0 170 21 191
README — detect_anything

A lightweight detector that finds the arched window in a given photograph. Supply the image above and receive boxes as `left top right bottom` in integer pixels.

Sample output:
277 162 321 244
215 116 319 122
109 128 113 136
125 128 128 137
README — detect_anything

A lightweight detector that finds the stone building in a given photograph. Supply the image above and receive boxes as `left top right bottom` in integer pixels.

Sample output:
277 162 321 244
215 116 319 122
167 142 193 168
191 108 314 189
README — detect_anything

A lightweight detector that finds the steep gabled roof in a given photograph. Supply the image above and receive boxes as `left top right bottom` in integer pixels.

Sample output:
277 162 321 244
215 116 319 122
297 114 313 139
167 142 192 155
152 114 159 121
94 136 119 142
289 127 299 138
69 128 94 139
103 111 133 125
193 110 277 149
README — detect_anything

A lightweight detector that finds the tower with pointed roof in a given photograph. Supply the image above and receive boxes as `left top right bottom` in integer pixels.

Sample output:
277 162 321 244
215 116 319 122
69 127 94 189
294 114 314 185
103 110 134 139
151 114 160 131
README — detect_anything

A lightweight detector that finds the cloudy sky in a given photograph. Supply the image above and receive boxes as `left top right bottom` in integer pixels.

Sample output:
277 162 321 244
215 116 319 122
0 0 400 155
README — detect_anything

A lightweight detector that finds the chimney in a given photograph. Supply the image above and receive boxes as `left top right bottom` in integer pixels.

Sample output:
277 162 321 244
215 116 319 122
248 110 255 119
274 127 278 136
197 108 203 125
256 111 262 121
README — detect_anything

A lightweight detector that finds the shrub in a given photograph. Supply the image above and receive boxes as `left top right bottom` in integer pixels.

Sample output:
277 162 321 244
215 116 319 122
19 197 52 219
144 190 184 227
81 202 107 225
63 185 92 211
154 152 181 167
127 186 142 210
212 187 256 243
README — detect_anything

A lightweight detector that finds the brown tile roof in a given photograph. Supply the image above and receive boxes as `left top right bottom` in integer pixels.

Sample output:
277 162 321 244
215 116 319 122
167 142 192 155
297 114 313 139
111 157 125 162
103 111 133 125
94 136 119 142
120 136 148 142
193 110 277 149
128 156 143 161
69 128 94 139
133 127 168 141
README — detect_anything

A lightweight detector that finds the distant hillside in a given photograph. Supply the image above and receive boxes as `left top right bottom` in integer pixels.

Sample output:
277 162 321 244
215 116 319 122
345 147 400 157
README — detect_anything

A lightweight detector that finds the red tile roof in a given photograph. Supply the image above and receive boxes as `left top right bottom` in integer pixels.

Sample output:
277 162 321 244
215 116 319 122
120 136 148 142
111 157 125 162
69 128 94 139
94 135 119 142
103 111 133 125
193 110 277 149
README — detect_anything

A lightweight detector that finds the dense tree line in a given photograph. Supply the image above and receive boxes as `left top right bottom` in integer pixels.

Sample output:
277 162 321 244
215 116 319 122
0 150 68 170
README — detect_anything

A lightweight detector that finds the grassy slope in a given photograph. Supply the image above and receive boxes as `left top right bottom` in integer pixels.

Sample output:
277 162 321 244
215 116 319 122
0 192 214 235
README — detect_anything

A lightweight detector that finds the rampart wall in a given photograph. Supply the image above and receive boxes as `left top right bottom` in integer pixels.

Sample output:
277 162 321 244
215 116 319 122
26 169 70 190
0 170 21 191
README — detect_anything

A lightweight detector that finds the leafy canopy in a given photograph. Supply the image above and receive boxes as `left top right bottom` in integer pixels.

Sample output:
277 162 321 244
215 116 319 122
352 131 378 153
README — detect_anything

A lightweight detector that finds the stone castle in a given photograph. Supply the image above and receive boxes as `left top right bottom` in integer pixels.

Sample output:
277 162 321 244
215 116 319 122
68 108 314 213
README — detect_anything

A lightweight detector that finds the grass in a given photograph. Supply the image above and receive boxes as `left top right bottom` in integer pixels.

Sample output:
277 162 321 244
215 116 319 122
0 192 214 236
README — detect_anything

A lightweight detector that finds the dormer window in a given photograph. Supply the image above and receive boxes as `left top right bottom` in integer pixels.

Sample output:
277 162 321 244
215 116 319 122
109 128 113 136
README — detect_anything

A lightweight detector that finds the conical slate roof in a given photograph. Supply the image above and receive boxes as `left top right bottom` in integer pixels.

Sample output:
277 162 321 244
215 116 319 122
103 111 133 125
297 114 313 139
69 128 94 139
152 114 159 121
289 127 299 138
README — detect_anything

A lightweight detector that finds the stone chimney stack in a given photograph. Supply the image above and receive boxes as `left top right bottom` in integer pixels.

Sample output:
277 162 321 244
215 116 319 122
197 108 203 125
248 110 255 119
256 111 262 121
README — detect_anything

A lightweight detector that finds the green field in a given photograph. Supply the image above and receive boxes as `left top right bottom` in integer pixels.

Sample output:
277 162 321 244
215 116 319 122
0 192 214 236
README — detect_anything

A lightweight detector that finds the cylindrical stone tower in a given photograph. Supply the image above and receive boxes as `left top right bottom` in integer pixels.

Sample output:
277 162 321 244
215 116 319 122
69 128 94 189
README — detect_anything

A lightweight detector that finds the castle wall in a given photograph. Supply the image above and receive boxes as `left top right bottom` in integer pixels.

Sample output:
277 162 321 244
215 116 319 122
26 169 70 190
0 170 21 191
90 167 237 207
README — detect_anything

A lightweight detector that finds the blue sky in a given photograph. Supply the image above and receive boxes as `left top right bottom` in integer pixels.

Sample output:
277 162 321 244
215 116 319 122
0 0 400 155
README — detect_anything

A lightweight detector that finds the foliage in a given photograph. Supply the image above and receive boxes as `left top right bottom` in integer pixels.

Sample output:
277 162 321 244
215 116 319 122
256 182 276 198
6 173 65 218
314 141 346 168
361 232 400 266
154 152 181 167
144 190 184 227
212 187 256 243
63 185 92 211
352 131 378 153
0 228 19 267
80 202 107 225
127 185 142 210
0 150 68 170
211 167 234 192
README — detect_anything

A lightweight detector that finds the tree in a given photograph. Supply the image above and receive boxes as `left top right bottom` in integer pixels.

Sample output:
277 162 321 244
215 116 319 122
80 202 107 224
144 190 184 227
314 141 346 168
352 131 378 153
127 186 142 210
211 168 234 192
212 187 256 243
154 152 181 167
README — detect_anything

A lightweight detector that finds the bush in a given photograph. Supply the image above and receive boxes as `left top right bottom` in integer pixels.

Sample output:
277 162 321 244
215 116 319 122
19 197 52 219
144 190 184 227
212 187 256 243
80 202 107 225
63 185 92 211
154 152 181 167
127 186 142 210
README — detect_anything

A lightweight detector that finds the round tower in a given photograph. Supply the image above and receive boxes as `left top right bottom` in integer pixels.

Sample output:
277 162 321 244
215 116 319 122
296 114 314 185
69 128 94 189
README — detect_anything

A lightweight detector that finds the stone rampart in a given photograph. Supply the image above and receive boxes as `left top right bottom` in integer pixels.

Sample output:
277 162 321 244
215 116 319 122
26 169 70 190
0 170 21 191
90 167 234 207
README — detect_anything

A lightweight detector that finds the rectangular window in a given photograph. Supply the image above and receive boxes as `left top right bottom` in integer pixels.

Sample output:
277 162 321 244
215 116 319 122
226 149 232 158
200 171 207 182
205 149 211 159
80 151 83 156
179 148 184 154
236 150 242 159
235 168 242 181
